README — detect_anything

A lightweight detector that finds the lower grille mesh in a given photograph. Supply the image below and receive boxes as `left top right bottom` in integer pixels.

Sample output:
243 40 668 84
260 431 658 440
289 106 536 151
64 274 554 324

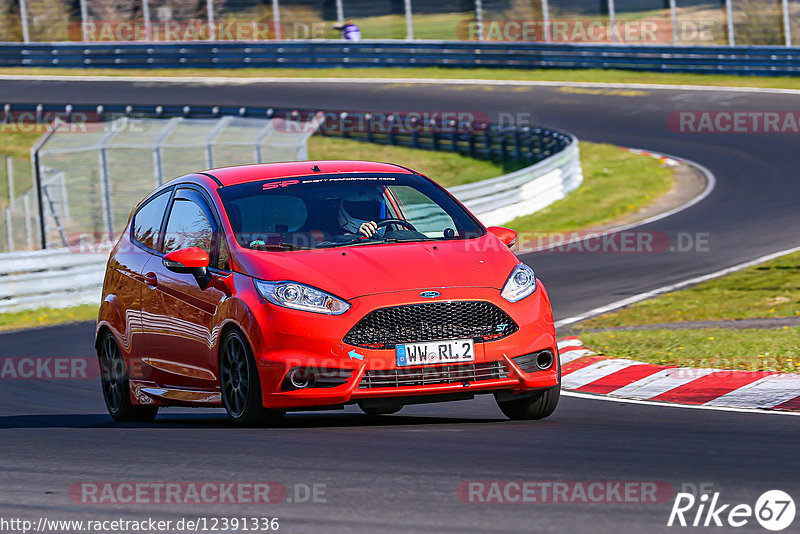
359 361 509 389
344 301 518 349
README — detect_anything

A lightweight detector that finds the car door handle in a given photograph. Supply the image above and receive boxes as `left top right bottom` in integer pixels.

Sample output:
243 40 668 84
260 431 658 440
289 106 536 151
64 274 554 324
145 272 158 288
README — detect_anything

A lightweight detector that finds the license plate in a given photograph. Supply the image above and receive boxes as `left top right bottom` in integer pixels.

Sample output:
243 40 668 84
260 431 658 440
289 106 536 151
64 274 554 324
396 339 475 367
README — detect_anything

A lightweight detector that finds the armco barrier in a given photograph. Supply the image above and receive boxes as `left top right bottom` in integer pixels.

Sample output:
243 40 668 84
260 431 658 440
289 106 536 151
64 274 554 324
1 41 800 75
0 248 107 312
0 136 582 312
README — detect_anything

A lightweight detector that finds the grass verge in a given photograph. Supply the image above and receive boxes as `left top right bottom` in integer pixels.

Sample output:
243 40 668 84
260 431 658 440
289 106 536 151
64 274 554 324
581 251 800 328
578 251 800 373
506 142 672 234
581 327 800 373
0 304 98 332
4 66 800 91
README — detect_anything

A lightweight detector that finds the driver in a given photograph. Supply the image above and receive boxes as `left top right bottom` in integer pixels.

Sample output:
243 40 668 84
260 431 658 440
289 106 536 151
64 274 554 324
337 188 387 238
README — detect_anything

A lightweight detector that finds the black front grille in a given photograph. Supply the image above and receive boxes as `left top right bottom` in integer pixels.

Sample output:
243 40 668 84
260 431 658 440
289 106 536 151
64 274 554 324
343 301 518 349
359 361 509 389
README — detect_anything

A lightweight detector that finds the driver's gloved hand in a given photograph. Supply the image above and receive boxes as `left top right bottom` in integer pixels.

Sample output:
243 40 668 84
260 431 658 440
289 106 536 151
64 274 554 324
358 221 378 237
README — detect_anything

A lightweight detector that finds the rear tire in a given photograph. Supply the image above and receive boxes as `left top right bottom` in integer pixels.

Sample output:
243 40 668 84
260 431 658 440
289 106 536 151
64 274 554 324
99 331 158 423
220 329 285 427
496 386 560 420
358 403 403 416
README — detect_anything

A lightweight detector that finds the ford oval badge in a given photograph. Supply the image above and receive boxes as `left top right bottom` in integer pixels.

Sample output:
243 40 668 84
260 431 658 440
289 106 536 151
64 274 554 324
420 291 441 298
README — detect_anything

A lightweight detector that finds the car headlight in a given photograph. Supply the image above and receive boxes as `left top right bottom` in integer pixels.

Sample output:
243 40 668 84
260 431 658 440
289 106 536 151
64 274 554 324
254 280 350 315
501 264 537 302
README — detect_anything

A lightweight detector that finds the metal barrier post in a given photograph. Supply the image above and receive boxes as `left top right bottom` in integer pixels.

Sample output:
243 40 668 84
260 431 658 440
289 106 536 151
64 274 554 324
608 0 617 43
272 0 281 40
97 148 114 235
725 0 735 46
23 194 32 249
19 0 30 43
404 0 414 40
5 157 13 252
335 0 344 25
142 0 152 41
474 0 484 41
669 0 678 44
206 0 216 40
782 0 792 47
6 157 14 208
79 0 89 42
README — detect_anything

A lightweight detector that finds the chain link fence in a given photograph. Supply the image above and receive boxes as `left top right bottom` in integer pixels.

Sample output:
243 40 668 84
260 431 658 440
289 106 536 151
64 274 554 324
2 114 319 251
0 0 796 47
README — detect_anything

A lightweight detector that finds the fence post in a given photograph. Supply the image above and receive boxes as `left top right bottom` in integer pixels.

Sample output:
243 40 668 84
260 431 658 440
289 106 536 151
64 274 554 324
142 0 152 41
541 0 551 42
97 148 114 235
608 0 617 43
19 0 30 43
335 0 344 25
725 0 735 46
404 0 414 40
669 0 678 44
23 194 33 250
272 0 281 40
474 0 484 41
5 157 13 252
782 0 791 47
206 0 216 40
6 157 14 208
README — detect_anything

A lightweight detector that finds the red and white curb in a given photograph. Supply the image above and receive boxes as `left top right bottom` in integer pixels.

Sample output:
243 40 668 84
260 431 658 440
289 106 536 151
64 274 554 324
556 338 800 412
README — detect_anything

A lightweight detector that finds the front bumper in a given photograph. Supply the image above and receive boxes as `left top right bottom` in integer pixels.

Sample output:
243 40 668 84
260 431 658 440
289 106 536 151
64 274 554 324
247 284 558 410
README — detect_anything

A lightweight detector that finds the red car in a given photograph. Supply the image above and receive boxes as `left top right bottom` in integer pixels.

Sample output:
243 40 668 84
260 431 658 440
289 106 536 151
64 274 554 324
96 161 560 425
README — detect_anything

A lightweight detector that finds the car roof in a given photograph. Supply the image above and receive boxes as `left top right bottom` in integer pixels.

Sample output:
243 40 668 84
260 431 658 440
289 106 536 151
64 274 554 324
201 160 418 187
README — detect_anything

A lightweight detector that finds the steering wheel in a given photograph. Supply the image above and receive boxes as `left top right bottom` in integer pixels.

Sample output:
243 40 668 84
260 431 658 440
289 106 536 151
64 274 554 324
375 218 418 232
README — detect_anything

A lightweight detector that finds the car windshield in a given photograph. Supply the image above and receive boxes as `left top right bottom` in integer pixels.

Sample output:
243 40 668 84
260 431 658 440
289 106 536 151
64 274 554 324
218 173 485 250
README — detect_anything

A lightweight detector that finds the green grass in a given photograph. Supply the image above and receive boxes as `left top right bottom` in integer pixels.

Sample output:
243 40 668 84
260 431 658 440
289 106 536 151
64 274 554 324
0 304 98 332
506 142 672 235
6 66 800 91
582 251 800 328
581 327 800 373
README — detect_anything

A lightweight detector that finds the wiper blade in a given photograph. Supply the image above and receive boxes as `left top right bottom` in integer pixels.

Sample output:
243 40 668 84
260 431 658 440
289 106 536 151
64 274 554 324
250 242 309 251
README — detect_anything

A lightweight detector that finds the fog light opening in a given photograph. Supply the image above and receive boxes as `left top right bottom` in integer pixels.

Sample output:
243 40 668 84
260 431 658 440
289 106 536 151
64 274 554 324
288 368 314 389
536 350 554 371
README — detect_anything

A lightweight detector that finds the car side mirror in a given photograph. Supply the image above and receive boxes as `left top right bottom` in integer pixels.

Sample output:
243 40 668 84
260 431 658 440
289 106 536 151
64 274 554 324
162 247 212 290
488 226 519 248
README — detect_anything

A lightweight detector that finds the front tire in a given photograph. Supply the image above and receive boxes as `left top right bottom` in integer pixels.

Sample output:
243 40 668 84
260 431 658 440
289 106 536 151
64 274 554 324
99 331 158 423
496 386 560 420
220 329 285 427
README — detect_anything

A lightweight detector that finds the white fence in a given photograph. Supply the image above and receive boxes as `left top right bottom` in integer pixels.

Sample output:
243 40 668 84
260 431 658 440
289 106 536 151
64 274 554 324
0 136 582 312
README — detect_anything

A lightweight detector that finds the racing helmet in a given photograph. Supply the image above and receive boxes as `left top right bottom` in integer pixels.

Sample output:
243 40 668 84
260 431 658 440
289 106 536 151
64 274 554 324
337 187 387 234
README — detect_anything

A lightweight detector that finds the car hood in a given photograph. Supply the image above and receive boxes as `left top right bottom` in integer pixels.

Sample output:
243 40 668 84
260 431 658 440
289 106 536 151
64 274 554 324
234 234 520 300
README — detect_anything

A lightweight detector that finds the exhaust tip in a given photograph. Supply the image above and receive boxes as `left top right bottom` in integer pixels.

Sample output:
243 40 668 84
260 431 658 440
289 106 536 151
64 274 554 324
287 368 313 389
536 350 554 371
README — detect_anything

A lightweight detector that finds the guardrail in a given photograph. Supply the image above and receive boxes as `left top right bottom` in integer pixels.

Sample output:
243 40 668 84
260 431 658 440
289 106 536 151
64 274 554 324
451 137 581 227
2 41 800 75
0 248 107 312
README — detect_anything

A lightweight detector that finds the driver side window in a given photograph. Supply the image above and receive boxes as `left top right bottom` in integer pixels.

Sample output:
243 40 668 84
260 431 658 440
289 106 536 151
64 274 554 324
162 194 214 256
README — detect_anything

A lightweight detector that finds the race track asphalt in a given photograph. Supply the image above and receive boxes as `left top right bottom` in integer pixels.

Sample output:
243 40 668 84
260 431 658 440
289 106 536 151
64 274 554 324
0 77 799 533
